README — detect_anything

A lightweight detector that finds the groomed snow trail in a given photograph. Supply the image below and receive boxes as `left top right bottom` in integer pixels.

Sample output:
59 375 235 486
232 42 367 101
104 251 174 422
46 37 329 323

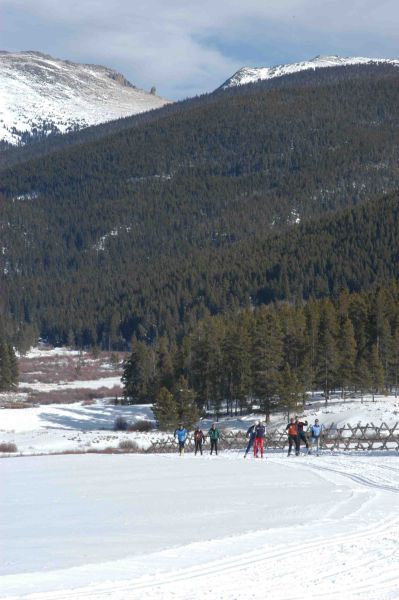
1 454 398 600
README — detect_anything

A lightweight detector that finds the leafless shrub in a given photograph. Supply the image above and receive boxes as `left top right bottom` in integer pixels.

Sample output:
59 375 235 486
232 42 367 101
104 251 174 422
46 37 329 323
128 420 154 432
0 442 18 452
119 439 140 451
53 449 84 455
114 416 129 431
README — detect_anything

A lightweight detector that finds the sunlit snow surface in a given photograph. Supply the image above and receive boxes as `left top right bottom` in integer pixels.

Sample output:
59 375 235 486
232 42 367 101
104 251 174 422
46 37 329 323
1 346 399 598
222 55 399 88
0 453 398 599
0 51 169 144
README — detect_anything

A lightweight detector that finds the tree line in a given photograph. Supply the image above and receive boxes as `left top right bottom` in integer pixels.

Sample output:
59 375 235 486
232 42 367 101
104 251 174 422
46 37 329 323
122 283 399 423
0 319 18 391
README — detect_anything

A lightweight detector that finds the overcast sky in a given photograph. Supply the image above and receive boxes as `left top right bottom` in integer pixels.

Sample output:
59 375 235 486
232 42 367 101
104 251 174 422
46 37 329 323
1 0 398 99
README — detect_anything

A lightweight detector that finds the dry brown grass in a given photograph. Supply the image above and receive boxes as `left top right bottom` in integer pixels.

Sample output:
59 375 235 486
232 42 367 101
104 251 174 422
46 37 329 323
28 386 122 405
18 350 126 386
0 402 36 409
81 398 96 406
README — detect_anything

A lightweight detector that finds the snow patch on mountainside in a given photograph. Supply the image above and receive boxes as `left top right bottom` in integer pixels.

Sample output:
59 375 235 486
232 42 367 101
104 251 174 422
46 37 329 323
221 55 399 89
0 51 170 145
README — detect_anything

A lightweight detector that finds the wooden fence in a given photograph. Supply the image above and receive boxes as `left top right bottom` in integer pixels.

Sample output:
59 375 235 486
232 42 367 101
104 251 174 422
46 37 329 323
144 423 399 453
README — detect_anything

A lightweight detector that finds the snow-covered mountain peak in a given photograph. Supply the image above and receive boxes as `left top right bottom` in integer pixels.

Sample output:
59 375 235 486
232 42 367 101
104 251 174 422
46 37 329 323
0 51 170 145
220 55 399 89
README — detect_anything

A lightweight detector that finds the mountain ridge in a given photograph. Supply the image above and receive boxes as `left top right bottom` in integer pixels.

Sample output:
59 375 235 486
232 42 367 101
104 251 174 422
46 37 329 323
220 55 399 89
0 50 170 145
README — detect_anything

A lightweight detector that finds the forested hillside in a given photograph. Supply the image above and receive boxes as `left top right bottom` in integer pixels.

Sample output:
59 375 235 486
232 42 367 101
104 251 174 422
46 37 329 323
1 61 398 171
1 66 399 348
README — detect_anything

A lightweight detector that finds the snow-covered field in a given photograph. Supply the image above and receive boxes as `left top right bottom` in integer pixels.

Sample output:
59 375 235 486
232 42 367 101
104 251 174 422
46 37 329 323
1 346 398 598
1 452 398 599
0 401 157 454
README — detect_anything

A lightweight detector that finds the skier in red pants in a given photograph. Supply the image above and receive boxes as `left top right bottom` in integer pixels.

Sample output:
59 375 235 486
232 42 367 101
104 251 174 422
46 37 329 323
253 422 266 458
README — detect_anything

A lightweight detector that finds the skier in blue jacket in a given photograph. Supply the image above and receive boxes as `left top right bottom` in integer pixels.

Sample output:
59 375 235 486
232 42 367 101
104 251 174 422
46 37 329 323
309 419 323 455
174 424 188 455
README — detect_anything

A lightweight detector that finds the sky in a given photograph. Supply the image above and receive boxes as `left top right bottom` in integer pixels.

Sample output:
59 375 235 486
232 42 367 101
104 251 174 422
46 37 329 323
1 0 398 99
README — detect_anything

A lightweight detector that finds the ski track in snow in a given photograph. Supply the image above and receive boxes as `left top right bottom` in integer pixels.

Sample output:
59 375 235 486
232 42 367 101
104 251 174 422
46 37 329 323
2 454 398 600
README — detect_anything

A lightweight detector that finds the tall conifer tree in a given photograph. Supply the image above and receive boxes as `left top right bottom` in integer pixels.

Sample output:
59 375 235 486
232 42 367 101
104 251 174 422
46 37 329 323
315 300 339 403
252 311 283 422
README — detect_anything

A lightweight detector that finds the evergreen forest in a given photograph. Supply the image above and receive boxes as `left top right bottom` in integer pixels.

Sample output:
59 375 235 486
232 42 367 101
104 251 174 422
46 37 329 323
123 283 399 422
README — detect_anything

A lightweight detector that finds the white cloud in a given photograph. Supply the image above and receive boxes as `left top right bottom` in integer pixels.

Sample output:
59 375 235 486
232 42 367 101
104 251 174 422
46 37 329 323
1 0 399 98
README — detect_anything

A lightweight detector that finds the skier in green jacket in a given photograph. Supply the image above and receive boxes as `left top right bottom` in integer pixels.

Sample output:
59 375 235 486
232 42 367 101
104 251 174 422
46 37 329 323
208 424 220 455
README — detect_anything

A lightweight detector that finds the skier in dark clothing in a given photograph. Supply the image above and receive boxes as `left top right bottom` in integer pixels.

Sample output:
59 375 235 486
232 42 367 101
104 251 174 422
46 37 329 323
244 422 258 458
295 416 309 453
285 417 300 456
194 428 205 455
254 422 266 458
208 424 220 455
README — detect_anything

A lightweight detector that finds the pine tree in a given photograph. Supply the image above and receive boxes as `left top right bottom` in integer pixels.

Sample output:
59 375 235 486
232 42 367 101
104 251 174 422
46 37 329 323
337 317 357 398
156 337 175 390
0 342 12 391
370 288 393 384
122 340 154 404
221 323 251 415
369 343 385 401
315 300 339 403
353 351 371 402
152 387 178 430
8 345 18 388
303 300 320 396
389 326 399 398
281 304 309 406
190 318 224 415
316 300 338 404
175 376 199 428
279 364 304 419
252 311 283 422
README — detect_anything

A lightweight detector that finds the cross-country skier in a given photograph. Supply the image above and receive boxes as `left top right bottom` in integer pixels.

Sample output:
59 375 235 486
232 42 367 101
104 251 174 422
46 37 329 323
244 422 258 458
174 424 188 455
254 421 266 458
285 417 300 456
194 427 205 455
309 419 323 455
208 424 220 455
295 416 309 453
